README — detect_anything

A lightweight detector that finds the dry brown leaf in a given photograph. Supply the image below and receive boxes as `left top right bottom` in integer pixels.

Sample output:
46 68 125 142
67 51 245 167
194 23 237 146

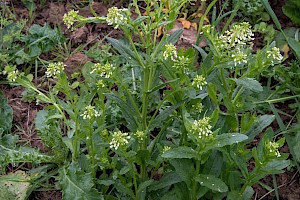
191 22 198 30
178 18 191 29
281 44 290 58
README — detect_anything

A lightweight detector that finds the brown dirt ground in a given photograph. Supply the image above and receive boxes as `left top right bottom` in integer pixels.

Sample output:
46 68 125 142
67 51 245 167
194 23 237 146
1 0 300 200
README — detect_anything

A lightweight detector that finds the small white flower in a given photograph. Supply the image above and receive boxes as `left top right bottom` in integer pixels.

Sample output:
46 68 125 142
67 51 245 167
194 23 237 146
7 70 19 82
266 47 283 66
134 130 146 141
80 105 100 120
191 117 212 139
192 75 207 90
231 49 248 66
267 141 281 158
90 63 113 78
106 7 128 29
173 56 191 70
63 10 79 30
163 44 177 61
109 131 131 150
45 62 65 78
96 80 106 89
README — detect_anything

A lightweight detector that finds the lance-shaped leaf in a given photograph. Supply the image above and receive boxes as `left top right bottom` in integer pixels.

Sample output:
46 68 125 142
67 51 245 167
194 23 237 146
161 146 198 159
148 172 182 191
148 98 188 131
105 93 139 132
230 78 263 92
214 133 248 147
195 174 228 193
106 37 140 66
244 115 275 143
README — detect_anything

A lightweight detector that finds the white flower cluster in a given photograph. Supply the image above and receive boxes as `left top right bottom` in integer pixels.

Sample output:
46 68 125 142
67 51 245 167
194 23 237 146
96 80 106 89
106 7 128 29
266 141 281 158
90 63 113 78
266 47 283 66
241 0 263 14
80 105 100 120
163 44 177 61
45 62 65 78
226 22 254 48
173 56 191 71
63 10 79 30
109 131 131 150
192 102 204 113
7 70 19 82
231 49 248 66
192 75 207 90
191 117 212 139
134 130 146 141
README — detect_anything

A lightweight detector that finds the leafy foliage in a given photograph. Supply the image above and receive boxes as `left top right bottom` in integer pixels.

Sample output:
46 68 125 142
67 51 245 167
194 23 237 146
283 0 300 25
0 0 297 199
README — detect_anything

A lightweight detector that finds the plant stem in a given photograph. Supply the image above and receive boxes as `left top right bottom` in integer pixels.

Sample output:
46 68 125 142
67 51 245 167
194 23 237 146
131 162 139 200
88 119 96 178
192 159 201 200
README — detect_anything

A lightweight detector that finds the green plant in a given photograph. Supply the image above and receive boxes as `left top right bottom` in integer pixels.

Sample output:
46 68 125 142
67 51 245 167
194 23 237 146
21 0 36 24
254 22 275 44
15 23 65 65
1 1 292 199
283 0 300 25
0 5 26 72
233 0 270 22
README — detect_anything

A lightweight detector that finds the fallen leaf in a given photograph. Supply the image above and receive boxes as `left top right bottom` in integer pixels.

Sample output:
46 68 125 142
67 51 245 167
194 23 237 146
178 18 192 29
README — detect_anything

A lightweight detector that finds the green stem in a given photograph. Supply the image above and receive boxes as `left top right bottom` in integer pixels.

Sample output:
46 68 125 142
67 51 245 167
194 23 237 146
73 109 79 160
192 159 201 200
88 119 96 178
131 162 139 200
232 86 244 105
195 0 218 46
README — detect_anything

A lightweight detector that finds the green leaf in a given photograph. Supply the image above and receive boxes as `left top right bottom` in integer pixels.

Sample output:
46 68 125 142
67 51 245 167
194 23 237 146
160 182 189 200
114 181 135 199
59 163 103 200
106 37 140 66
132 16 149 27
193 45 208 60
148 98 187 130
195 174 228 193
261 0 282 30
244 115 275 143
283 0 300 25
214 133 248 147
230 78 263 92
148 172 182 191
105 93 139 132
148 78 179 94
138 180 153 200
0 92 13 134
261 160 290 173
241 112 256 133
262 0 300 61
286 37 300 61
161 146 198 159
242 186 254 200
166 29 184 44
0 170 31 200
207 83 218 105
170 159 195 189
153 29 183 57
